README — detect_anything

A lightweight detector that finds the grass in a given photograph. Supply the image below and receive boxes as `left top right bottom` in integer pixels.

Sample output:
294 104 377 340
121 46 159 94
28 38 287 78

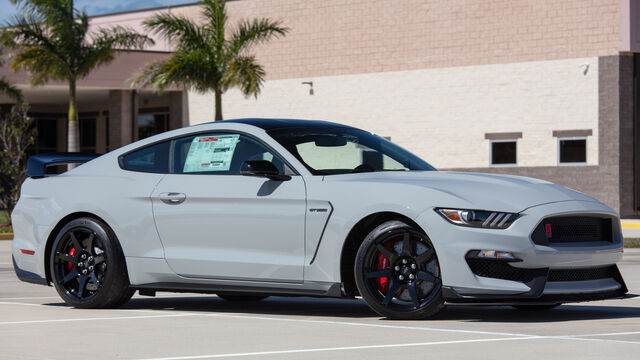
0 210 11 233
625 238 640 248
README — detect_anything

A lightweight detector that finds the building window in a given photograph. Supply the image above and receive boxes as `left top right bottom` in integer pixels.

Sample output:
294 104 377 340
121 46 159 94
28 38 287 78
558 138 587 164
79 112 98 153
490 140 517 165
138 107 169 140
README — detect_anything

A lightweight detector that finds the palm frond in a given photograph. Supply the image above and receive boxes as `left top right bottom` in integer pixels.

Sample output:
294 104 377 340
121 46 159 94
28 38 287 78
10 46 68 84
223 55 265 98
0 76 23 101
80 26 154 77
228 18 289 56
144 12 203 49
201 0 227 49
133 50 219 94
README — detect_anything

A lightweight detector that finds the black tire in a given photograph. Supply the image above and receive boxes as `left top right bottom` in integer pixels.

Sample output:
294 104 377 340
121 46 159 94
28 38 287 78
49 217 135 308
354 220 444 319
217 293 269 302
512 304 562 311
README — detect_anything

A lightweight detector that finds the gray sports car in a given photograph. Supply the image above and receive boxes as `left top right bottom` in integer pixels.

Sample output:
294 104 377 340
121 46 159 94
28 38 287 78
12 119 627 319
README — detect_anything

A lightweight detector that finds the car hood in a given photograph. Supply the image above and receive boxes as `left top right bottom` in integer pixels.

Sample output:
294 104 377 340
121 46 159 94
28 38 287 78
324 171 599 213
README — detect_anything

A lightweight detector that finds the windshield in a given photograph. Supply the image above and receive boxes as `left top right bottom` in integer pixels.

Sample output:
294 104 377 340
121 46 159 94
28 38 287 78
268 126 436 175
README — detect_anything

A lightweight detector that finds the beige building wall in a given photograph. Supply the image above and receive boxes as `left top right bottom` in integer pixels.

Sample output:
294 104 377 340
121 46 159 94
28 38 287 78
188 56 599 169
174 0 619 79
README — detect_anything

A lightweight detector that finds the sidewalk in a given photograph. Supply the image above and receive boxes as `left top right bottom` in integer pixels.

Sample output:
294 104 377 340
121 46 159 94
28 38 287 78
622 219 640 238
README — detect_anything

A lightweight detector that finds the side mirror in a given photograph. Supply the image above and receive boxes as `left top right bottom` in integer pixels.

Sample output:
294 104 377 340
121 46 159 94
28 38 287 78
240 160 291 181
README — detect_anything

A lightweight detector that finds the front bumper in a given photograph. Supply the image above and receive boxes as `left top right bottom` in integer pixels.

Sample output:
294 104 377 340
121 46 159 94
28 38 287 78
416 200 627 304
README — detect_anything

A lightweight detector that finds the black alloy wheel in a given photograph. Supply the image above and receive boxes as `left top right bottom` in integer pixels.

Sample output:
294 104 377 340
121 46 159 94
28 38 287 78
50 218 134 308
355 220 444 319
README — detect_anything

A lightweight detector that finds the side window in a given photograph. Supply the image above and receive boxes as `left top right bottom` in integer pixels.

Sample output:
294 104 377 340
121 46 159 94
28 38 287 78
171 133 285 175
121 141 170 173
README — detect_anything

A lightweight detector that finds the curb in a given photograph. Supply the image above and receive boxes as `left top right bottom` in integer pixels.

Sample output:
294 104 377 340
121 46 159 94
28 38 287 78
0 233 13 240
621 222 640 229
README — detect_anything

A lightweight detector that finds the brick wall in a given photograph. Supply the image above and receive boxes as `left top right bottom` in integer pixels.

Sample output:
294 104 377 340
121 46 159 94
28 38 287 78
175 0 619 79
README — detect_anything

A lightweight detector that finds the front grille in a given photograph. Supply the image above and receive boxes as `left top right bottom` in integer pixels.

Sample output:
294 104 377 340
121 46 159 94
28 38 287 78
531 216 613 245
466 259 546 283
547 266 617 282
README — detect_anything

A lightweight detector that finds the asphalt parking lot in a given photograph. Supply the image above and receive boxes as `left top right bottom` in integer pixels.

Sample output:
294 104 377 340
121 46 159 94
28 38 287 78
1 241 639 360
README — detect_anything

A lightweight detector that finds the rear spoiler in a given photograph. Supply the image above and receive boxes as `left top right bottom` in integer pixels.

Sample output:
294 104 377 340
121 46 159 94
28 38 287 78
27 152 100 178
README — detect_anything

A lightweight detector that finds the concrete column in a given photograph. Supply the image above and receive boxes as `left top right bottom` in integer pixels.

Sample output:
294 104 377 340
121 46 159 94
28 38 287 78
108 90 138 149
169 90 188 129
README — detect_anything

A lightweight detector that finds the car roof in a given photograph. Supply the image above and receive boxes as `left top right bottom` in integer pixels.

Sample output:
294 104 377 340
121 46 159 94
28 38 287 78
208 118 357 131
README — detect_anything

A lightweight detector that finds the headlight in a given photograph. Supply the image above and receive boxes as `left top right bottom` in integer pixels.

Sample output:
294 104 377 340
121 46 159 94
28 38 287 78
436 208 518 229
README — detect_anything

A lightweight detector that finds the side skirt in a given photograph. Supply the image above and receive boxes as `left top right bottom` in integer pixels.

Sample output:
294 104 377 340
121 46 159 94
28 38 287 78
132 281 345 298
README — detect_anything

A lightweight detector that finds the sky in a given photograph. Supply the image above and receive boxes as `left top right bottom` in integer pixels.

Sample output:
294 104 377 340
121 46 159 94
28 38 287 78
0 0 199 24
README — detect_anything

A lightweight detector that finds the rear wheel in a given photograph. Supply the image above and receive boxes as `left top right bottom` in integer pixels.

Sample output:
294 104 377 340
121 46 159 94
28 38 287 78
217 293 269 302
50 218 134 308
354 220 444 319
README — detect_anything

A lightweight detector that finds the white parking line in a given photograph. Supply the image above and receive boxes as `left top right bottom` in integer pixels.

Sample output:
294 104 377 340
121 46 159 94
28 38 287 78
0 313 196 325
196 313 535 337
563 331 640 337
135 336 542 360
1 300 638 348
0 296 59 300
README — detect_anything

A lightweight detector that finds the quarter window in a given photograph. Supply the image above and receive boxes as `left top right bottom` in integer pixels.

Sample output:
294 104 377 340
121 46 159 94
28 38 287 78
121 141 170 173
559 138 587 164
490 140 517 165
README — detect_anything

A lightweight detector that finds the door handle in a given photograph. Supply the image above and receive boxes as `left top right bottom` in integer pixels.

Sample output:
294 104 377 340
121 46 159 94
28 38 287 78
158 192 186 205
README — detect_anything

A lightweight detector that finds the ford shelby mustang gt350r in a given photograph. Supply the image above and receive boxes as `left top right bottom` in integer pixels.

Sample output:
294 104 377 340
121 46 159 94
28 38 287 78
12 119 628 319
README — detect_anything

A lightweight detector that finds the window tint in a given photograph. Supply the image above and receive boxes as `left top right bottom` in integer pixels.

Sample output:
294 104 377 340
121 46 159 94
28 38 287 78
121 141 170 173
171 133 285 175
268 127 435 175
491 141 516 165
559 139 586 163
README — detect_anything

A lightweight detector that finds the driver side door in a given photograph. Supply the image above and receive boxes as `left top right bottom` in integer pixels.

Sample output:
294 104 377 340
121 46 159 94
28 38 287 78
151 132 306 282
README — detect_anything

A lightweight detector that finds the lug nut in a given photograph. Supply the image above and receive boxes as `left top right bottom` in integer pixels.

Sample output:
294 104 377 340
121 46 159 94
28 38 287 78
88 256 94 262
411 264 417 270
81 254 87 260
402 259 408 264
88 266 94 271
394 266 400 271
82 269 88 275
398 275 405 280
409 274 415 280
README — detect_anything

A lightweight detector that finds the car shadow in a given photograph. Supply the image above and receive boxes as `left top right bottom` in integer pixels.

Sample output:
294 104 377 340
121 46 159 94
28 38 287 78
42 295 640 322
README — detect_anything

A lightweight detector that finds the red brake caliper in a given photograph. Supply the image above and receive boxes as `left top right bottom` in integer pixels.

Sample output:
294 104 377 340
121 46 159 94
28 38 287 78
67 248 76 271
375 243 392 293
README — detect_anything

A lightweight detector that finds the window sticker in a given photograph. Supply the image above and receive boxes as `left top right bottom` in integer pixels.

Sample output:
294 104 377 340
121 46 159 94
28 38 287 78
183 134 240 173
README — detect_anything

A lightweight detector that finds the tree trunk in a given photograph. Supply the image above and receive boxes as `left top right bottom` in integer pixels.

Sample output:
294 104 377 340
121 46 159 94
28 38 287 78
67 79 79 152
214 89 223 121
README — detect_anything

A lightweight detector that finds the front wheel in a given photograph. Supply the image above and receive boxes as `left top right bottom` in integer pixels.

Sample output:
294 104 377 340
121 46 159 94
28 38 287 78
50 218 134 308
354 220 444 319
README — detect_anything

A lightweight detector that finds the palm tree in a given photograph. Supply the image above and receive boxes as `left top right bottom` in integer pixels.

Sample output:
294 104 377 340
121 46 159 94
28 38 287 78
0 49 22 102
133 0 288 121
1 0 154 152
